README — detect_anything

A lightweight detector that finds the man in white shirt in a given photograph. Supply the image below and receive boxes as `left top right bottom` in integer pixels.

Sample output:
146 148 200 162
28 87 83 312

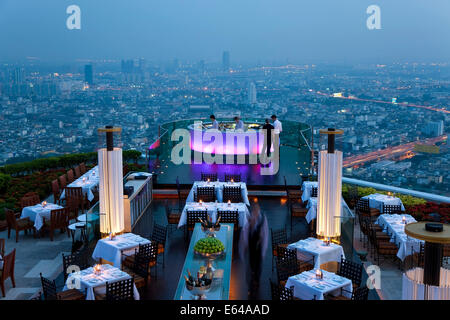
210 114 219 129
271 114 282 134
234 116 244 131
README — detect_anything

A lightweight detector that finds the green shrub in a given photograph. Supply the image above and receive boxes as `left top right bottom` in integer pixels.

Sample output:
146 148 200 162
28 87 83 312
0 173 11 193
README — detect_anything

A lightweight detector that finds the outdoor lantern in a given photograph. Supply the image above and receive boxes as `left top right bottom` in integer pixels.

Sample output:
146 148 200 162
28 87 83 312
316 128 344 239
97 126 124 235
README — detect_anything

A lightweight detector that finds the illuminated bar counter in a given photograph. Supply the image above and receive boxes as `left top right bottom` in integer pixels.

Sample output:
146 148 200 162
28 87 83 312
174 223 234 300
188 122 265 155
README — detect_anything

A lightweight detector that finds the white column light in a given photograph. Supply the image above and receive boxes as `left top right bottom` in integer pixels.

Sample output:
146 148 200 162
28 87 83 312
98 147 124 234
316 149 343 238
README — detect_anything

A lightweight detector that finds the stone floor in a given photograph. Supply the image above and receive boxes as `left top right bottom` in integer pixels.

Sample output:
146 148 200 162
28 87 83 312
0 228 73 300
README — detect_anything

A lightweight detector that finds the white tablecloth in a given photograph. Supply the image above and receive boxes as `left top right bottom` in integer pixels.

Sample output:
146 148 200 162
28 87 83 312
178 202 250 228
301 181 318 202
65 264 139 300
305 197 350 224
286 269 352 300
61 166 100 202
375 214 423 261
362 193 405 212
288 237 345 269
92 233 151 268
20 203 64 231
186 181 250 206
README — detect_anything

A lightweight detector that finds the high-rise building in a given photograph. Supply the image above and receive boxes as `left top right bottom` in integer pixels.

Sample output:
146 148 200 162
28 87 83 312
222 51 230 71
248 82 257 105
84 64 93 85
422 120 444 137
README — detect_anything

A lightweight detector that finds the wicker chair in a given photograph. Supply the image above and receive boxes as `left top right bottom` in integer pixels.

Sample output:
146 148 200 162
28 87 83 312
283 176 302 201
151 224 167 267
276 246 314 273
328 285 369 301
196 186 216 202
0 249 16 297
355 198 380 218
62 250 90 281
222 186 242 203
176 176 190 209
67 169 75 183
40 273 85 300
186 210 208 232
123 255 151 290
201 173 218 182
270 279 294 301
123 242 158 279
224 174 241 183
217 210 239 230
42 208 69 241
337 259 363 289
5 208 35 242
382 204 403 215
310 187 318 198
271 228 288 271
289 200 308 236
276 258 300 287
105 278 135 300
165 200 181 232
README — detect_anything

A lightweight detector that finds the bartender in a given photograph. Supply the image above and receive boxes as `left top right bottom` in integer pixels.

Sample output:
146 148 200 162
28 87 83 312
210 114 219 129
234 116 244 131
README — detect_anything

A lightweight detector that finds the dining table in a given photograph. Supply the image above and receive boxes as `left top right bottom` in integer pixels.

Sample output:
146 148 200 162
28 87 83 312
186 181 250 206
375 213 423 260
64 263 140 300
92 233 151 268
287 237 345 269
60 166 100 202
301 181 318 202
178 201 250 229
285 269 353 300
362 193 405 213
20 202 64 231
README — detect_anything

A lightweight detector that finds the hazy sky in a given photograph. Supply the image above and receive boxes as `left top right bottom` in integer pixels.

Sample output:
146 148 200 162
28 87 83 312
0 0 449 64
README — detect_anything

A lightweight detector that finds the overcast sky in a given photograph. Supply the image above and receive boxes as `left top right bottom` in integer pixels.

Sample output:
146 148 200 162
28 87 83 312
0 0 449 64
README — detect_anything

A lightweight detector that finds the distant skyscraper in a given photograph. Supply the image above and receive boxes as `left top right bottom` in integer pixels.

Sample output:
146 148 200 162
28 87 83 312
222 51 230 71
423 120 444 137
248 82 257 105
121 59 134 74
84 64 93 85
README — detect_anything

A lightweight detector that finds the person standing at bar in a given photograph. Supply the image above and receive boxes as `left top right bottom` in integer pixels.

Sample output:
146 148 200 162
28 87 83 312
210 114 219 129
261 118 274 159
234 116 244 131
271 115 282 157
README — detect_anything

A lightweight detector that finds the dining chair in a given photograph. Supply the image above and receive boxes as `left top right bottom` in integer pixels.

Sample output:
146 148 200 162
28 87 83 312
222 186 242 203
20 194 40 210
59 174 68 190
42 208 69 241
0 238 5 257
151 223 167 268
40 273 85 300
51 179 61 205
0 249 16 297
64 187 86 213
79 162 87 175
67 169 75 183
74 166 81 179
224 173 241 182
200 172 218 182
5 208 35 242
